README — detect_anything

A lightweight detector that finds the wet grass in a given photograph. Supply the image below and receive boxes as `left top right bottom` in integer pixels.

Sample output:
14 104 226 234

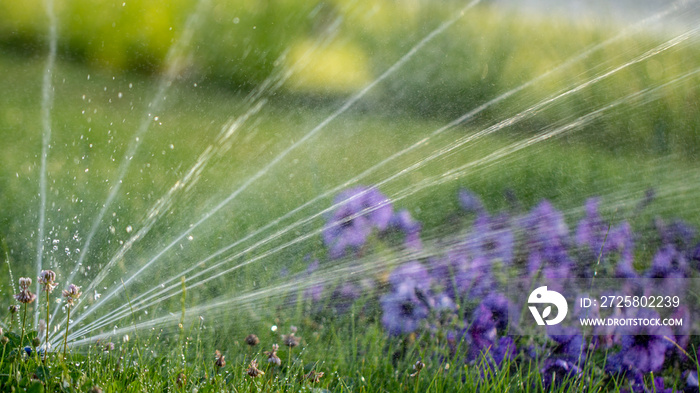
0 43 699 391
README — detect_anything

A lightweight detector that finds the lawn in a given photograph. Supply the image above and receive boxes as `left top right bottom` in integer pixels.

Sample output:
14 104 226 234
1 1 700 392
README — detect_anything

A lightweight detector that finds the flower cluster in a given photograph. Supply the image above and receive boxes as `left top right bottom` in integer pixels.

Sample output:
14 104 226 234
313 185 700 389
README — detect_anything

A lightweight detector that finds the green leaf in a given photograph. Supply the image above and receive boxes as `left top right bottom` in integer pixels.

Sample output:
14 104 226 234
35 364 51 381
26 380 45 393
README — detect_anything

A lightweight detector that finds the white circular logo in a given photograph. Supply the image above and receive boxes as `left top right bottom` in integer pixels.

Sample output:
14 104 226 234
528 286 568 326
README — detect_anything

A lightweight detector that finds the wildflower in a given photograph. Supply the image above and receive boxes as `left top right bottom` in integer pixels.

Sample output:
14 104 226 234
103 342 115 352
265 344 281 366
458 188 485 215
409 360 425 377
547 326 586 365
480 293 511 332
282 333 300 348
24 346 32 357
176 372 186 388
1 336 8 345
464 304 498 363
14 290 36 304
466 213 514 266
62 283 82 359
575 198 607 253
245 334 260 347
684 370 698 391
388 261 431 292
88 387 103 393
380 282 430 336
38 270 58 292
246 359 264 378
19 277 32 291
606 309 673 374
388 209 422 250
540 358 582 391
214 350 226 369
323 186 393 259
62 284 82 306
304 370 324 383
8 305 18 314
328 282 361 315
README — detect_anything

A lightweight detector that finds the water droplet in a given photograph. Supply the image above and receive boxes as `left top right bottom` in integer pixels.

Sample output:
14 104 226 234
271 325 277 332
233 17 240 24
126 225 133 233
187 235 193 241
118 92 123 98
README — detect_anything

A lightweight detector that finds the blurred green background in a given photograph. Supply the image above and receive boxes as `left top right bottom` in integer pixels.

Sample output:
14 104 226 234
1 0 700 301
2 0 699 157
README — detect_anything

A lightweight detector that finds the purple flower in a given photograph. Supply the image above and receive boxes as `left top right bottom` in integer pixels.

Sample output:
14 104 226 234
388 209 422 250
323 186 393 259
466 213 514 266
657 219 696 250
388 261 431 292
646 245 689 279
540 358 582 390
606 222 636 278
621 375 674 393
465 304 498 363
522 201 572 279
458 189 485 215
606 309 673 374
523 200 569 251
380 282 430 336
575 198 607 252
329 282 361 315
480 293 511 332
441 253 494 300
684 370 698 391
547 326 586 364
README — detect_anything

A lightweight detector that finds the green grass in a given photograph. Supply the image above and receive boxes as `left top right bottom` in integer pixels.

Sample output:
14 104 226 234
1 4 700 390
1 51 699 308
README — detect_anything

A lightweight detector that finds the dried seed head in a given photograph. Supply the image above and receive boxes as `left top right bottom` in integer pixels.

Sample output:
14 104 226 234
62 284 82 306
19 277 32 291
14 290 37 304
38 270 58 292
214 350 226 368
215 354 226 369
245 334 260 347
304 370 325 383
265 344 281 366
410 360 425 377
282 333 301 348
176 372 186 388
88 386 103 393
1 336 9 345
8 305 18 314
32 337 41 348
246 359 264 378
